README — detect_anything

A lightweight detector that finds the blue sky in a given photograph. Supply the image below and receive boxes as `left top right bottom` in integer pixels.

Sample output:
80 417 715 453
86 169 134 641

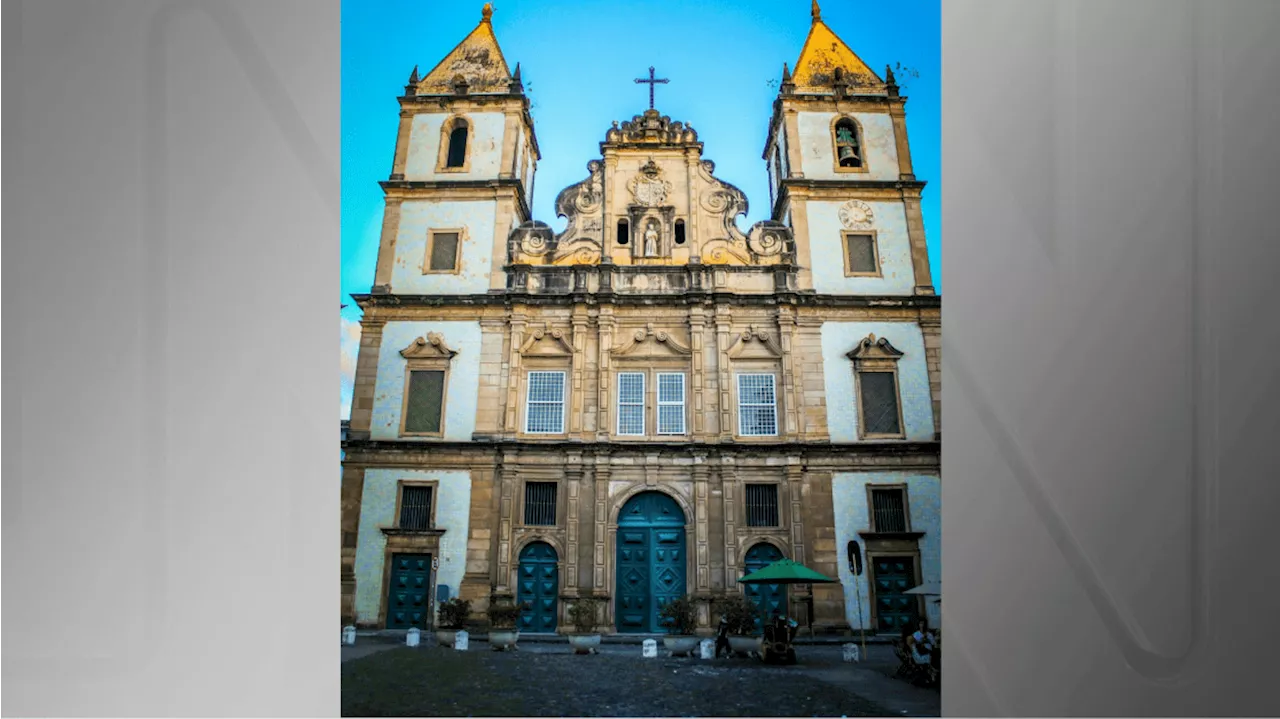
341 0 941 418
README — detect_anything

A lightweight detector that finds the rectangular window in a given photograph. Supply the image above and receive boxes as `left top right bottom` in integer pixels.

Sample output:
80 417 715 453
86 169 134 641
737 373 778 437
427 231 460 272
745 484 780 527
523 482 558 526
656 373 686 435
616 372 645 436
844 233 878 275
399 485 434 530
870 487 908 533
525 371 566 434
403 370 445 434
859 371 902 436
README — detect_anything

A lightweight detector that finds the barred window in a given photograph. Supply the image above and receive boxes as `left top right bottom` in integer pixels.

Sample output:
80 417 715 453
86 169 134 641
859 371 902 436
844 233 877 275
870 487 908 533
524 482 557 526
525 371 566 434
427 231 459 272
617 372 645 436
403 370 445 434
656 373 686 435
737 373 778 437
399 485 433 530
745 484 780 527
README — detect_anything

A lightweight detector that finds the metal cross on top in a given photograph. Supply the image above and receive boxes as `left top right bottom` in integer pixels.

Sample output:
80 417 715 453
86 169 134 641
634 66 669 110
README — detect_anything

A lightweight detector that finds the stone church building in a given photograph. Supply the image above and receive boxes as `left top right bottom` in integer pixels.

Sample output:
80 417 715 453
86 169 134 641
341 2 941 637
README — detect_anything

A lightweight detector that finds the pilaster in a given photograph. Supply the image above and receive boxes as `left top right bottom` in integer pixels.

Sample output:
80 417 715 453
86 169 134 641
371 201 402 291
903 197 935 295
348 318 385 434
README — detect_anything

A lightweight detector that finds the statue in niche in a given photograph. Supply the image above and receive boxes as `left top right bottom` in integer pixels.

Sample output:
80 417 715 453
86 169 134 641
643 221 659 257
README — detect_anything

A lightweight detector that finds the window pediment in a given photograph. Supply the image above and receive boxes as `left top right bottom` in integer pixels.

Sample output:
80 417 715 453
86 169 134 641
846 334 904 366
400 332 459 362
728 326 783 359
610 324 692 359
519 324 574 357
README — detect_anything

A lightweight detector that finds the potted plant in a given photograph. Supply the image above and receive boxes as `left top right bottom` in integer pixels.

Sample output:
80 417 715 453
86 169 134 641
715 593 764 656
486 597 525 651
658 595 699 656
565 596 603 655
436 597 471 647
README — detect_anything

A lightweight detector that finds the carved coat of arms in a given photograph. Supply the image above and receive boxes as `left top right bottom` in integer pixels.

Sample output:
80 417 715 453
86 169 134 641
627 159 673 207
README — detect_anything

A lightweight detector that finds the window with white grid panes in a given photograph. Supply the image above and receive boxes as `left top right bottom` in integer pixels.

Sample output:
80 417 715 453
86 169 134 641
616 372 645 436
524 370 566 434
736 373 778 436
656 373 686 435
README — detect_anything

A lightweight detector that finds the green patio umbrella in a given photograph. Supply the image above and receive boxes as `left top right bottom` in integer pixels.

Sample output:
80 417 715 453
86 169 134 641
737 559 838 585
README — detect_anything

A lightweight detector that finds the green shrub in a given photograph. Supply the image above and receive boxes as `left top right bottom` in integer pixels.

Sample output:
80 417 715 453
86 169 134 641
567 596 602 634
657 595 698 636
714 593 763 635
437 597 471 630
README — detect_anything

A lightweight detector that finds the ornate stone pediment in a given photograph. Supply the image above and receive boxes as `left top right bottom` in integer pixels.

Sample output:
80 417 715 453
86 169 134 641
610 324 692 359
604 109 700 147
400 333 459 360
518 324 574 356
847 334 904 364
727 326 784 359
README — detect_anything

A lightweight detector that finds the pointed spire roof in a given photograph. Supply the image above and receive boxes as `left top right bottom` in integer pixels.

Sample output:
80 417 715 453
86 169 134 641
790 3 884 93
416 3 513 95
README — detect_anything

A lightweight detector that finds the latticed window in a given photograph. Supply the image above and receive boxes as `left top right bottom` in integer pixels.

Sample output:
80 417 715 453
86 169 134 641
656 373 686 435
399 485 434 530
859 371 902 436
427 231 459 272
524 482 557 526
745 484 780 527
737 374 778 436
870 487 908 533
617 372 645 435
844 233 877 275
525 371 566 434
403 370 445 434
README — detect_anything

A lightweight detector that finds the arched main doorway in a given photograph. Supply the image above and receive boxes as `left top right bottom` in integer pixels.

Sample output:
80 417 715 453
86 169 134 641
615 491 687 633
744 542 788 628
516 541 558 632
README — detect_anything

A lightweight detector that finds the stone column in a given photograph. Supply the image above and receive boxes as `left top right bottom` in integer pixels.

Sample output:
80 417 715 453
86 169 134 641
564 457 583 597
721 459 740 587
348 318 385 436
504 310 528 435
692 459 711 594
688 307 708 436
596 308 616 441
495 458 518 595
713 306 735 441
340 464 365 625
920 317 942 438
903 193 935 295
389 109 414 180
570 308 589 437
786 461 806 566
889 101 916 181
707 459 726 591
372 201 402 291
592 457 611 593
776 306 800 439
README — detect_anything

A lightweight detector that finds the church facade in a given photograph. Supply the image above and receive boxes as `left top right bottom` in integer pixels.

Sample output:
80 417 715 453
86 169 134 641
341 2 941 637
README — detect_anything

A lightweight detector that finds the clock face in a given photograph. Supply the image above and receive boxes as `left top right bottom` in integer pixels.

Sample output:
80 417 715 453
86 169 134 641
839 200 874 228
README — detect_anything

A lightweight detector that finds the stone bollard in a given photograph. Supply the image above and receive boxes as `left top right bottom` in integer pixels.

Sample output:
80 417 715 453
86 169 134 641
342 626 356 646
842 643 860 662
699 639 715 660
642 638 657 658
454 630 469 651
406 628 420 647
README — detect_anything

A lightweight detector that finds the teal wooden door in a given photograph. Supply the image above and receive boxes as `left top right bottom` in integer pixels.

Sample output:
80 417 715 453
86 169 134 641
386 553 432 629
743 542 787 631
516 542 558 632
615 492 686 633
872 556 918 632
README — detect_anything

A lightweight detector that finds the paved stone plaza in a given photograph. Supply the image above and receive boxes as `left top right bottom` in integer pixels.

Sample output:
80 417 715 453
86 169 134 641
341 636 939 717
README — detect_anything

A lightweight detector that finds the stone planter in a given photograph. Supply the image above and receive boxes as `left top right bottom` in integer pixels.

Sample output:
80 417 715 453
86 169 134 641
436 629 460 647
727 634 759 656
663 635 699 657
488 628 520 651
566 633 602 655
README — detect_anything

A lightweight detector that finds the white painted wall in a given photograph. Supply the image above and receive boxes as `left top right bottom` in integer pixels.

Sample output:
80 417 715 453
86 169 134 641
832 471 941 631
390 199 497 294
370 321 482 441
820 321 935 442
404 111 505 180
353 468 473 625
796 111 899 182
807 199 915 295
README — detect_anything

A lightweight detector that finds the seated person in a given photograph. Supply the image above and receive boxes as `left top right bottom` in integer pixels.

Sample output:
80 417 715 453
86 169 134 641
912 620 936 652
903 626 932 665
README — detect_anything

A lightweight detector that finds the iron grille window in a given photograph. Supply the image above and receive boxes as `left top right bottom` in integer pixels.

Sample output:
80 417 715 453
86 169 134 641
399 485 433 530
524 482 558 526
737 373 778 436
525 371 566 434
870 488 908 533
428 232 459 271
845 233 877 274
617 372 645 435
656 373 686 435
404 370 445 434
859 371 902 436
745 484 780 527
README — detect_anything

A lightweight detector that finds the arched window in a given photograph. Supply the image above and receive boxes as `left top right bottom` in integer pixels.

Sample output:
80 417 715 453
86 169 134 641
445 120 468 168
833 118 862 169
616 218 630 245
674 219 686 245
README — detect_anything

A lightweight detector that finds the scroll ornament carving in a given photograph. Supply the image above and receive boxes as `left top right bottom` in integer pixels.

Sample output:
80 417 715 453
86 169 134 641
746 221 792 258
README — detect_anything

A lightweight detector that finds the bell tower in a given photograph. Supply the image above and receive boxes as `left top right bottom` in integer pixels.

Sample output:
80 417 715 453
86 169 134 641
371 3 540 295
763 1 934 296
